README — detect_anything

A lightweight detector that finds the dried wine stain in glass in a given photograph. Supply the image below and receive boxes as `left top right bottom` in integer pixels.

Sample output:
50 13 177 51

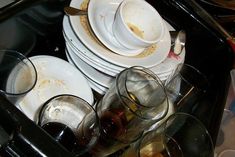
100 108 128 138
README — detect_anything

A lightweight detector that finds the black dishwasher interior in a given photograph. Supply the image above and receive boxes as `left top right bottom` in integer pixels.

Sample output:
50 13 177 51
0 0 234 156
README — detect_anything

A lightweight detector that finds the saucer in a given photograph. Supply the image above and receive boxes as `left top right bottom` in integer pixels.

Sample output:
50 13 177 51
18 55 94 121
88 0 144 56
69 0 171 68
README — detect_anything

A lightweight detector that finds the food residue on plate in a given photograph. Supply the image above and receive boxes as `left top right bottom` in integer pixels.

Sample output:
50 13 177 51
79 0 157 58
127 22 144 39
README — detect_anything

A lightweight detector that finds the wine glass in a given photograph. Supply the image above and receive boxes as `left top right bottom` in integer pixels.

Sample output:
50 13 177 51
91 66 169 156
121 112 214 157
165 63 208 112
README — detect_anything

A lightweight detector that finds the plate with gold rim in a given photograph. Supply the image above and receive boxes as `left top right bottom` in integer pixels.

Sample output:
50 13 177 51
64 15 185 75
69 0 171 68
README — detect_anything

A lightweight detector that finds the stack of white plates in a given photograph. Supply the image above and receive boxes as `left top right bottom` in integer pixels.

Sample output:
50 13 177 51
63 0 185 94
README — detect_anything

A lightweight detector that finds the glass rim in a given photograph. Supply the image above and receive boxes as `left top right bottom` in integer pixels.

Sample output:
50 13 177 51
116 66 167 108
164 112 211 131
116 66 169 121
115 66 169 121
175 63 209 91
135 112 214 157
163 112 214 147
37 94 97 126
0 50 38 96
38 94 100 155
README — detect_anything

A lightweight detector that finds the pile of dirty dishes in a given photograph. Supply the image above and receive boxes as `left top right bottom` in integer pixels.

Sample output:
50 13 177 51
63 0 186 94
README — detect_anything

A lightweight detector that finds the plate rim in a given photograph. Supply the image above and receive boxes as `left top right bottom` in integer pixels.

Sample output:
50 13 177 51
66 51 108 94
66 45 113 88
64 33 119 76
62 16 124 72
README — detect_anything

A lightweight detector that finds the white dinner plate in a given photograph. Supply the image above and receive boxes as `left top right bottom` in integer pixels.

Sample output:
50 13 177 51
66 40 171 79
63 16 122 73
88 0 144 56
66 51 108 94
63 31 119 76
87 78 108 94
63 16 185 76
86 76 108 95
65 38 118 76
66 43 170 88
66 43 114 88
18 55 94 121
69 0 171 68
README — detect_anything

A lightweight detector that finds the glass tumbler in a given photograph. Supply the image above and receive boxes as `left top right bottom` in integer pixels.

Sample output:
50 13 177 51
92 66 169 156
0 50 37 104
121 112 214 157
165 63 208 112
38 94 99 155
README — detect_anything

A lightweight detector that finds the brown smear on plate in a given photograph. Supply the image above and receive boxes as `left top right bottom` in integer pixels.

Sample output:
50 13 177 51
79 0 157 58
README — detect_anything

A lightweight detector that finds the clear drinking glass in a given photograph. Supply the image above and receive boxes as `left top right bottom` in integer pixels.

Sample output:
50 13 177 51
91 66 169 156
38 94 99 155
0 50 37 104
165 63 208 112
121 112 214 157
